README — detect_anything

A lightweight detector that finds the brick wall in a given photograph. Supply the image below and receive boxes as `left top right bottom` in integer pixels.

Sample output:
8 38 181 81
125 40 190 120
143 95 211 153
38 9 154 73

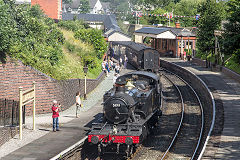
0 57 105 116
31 0 62 20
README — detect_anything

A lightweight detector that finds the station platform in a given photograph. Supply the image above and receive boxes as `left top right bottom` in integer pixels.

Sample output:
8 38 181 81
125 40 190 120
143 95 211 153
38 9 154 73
1 71 116 160
1 58 240 160
162 58 240 160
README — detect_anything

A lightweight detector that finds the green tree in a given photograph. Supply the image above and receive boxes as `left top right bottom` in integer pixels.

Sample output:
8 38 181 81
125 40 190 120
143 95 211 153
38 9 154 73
222 0 240 61
196 0 225 54
74 28 107 59
141 8 168 25
79 0 90 13
0 0 16 56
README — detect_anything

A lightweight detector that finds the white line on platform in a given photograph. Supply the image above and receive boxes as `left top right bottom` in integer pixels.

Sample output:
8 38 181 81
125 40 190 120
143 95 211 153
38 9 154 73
50 136 88 160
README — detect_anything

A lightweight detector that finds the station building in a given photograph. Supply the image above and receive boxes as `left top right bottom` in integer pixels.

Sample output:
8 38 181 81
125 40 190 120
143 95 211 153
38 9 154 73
134 22 196 58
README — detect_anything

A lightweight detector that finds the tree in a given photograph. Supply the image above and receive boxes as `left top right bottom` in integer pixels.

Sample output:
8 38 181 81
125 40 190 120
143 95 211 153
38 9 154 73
141 8 168 25
0 0 16 56
196 0 225 54
79 0 90 13
222 0 240 60
74 28 107 59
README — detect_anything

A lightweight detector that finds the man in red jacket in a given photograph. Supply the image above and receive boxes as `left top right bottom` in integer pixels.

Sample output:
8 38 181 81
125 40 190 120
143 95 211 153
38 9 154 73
52 100 61 132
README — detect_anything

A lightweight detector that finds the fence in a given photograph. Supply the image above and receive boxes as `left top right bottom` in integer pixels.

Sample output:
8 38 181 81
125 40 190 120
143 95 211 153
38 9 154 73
0 99 25 127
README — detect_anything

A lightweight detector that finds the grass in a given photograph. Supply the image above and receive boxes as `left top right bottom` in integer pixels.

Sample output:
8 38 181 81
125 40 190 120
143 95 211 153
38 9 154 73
51 29 102 80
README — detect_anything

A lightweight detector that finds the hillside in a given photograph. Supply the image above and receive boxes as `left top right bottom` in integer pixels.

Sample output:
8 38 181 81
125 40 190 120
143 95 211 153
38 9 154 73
54 29 102 80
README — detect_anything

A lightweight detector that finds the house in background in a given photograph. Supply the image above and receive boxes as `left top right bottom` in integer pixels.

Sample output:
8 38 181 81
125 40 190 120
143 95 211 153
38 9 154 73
62 0 80 13
63 0 110 14
31 0 62 20
89 0 102 14
62 13 119 32
134 22 196 58
62 12 131 42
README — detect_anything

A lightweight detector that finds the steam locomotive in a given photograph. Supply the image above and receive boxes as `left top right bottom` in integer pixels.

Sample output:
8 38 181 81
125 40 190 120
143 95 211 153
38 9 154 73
88 41 162 156
88 71 162 156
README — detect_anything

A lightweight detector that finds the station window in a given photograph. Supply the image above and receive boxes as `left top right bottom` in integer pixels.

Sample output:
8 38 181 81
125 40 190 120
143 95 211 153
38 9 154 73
186 41 192 49
162 39 167 50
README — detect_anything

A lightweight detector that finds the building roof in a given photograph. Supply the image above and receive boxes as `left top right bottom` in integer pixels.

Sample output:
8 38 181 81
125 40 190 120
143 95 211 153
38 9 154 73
63 0 80 9
103 29 131 39
104 15 121 32
63 13 106 22
135 27 196 37
101 2 110 10
63 0 99 10
89 0 98 9
15 0 31 4
135 27 170 35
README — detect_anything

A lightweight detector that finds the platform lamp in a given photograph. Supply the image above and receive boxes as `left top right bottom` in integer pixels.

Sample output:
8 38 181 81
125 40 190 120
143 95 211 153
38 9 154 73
83 65 88 100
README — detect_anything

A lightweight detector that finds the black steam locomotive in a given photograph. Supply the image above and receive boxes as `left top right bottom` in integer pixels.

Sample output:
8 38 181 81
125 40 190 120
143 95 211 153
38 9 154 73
88 71 162 156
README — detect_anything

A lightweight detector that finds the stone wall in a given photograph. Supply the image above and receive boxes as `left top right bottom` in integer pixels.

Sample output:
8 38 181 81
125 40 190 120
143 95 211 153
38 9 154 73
0 57 105 116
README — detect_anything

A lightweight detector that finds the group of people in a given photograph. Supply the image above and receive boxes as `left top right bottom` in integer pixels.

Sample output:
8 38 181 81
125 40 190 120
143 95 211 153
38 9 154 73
102 58 122 77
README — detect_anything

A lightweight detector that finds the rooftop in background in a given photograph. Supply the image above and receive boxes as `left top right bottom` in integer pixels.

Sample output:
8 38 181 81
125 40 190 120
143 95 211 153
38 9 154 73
15 0 31 4
63 0 110 14
62 13 120 32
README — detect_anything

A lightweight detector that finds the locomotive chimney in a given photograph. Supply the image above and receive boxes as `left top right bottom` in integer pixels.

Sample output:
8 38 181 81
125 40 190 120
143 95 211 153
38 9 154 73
116 85 125 93
175 21 180 28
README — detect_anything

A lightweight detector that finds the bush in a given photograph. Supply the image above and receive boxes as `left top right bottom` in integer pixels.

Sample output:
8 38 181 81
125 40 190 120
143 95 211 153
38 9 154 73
225 54 240 74
65 41 76 52
57 20 88 32
74 28 107 59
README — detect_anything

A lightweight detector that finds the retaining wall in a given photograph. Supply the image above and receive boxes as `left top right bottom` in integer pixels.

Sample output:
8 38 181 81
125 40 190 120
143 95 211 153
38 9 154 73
0 57 105 116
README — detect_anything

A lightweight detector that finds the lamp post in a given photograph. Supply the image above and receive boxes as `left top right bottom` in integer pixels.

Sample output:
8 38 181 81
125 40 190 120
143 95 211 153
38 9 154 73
83 66 88 100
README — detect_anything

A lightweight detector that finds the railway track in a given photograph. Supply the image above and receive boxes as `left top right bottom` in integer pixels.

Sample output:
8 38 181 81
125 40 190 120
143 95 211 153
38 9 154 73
130 69 204 160
159 69 204 160
55 68 207 160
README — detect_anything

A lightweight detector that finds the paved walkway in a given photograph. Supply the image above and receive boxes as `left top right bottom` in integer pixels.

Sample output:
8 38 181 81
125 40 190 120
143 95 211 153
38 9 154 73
163 58 240 160
1 71 117 160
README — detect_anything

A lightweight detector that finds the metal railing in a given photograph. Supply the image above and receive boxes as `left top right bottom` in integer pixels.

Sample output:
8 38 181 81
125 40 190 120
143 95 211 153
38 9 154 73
0 99 25 127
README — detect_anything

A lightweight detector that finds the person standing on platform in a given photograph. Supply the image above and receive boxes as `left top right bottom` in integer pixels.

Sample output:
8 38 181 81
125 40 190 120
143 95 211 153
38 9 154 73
113 73 118 85
119 57 123 68
124 55 128 69
115 63 120 74
52 100 61 132
105 60 110 74
76 92 82 118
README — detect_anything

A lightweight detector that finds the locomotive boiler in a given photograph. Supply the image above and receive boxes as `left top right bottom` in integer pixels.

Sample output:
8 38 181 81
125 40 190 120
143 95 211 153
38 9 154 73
88 71 162 156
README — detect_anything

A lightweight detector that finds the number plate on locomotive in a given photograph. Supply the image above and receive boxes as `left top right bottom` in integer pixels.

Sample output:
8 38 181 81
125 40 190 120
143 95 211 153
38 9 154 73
112 104 121 108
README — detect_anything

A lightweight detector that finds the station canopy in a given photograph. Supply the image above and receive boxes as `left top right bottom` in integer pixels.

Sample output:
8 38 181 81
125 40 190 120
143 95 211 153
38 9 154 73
134 27 176 39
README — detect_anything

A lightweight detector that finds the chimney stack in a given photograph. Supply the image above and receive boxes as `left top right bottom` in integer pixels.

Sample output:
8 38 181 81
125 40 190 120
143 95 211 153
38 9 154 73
175 21 180 28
